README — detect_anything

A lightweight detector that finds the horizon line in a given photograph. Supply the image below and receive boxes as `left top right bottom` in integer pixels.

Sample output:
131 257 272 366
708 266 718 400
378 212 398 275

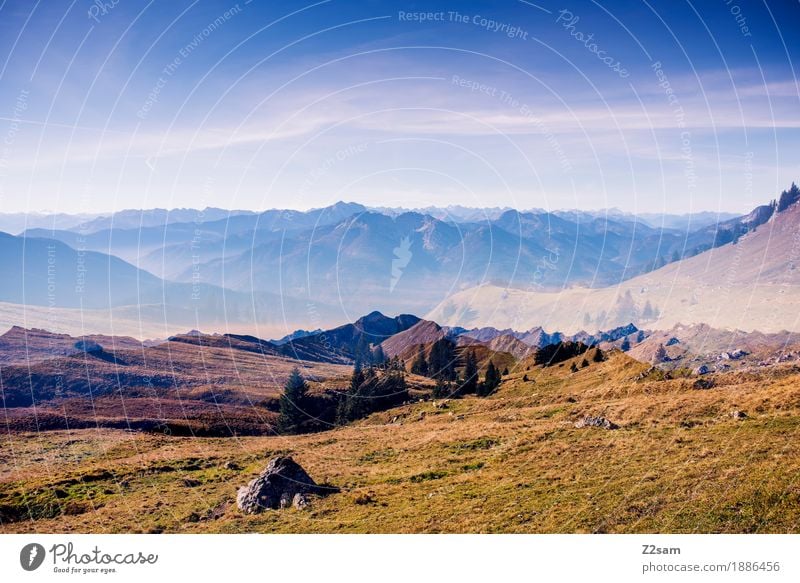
1 200 754 218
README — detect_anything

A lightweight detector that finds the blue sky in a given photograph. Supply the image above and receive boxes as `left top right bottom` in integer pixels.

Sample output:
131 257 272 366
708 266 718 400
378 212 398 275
0 0 797 214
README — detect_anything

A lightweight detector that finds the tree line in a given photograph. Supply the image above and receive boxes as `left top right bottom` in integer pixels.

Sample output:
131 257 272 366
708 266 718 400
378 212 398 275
277 339 509 434
277 357 409 435
411 338 502 398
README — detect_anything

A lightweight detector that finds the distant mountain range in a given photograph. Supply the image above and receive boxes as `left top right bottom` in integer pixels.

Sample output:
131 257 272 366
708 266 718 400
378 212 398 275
1 185 797 337
1 204 739 236
0 207 257 236
9 201 753 321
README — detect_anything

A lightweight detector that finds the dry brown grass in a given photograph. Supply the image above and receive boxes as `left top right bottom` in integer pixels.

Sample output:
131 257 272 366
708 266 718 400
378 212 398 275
2 352 800 533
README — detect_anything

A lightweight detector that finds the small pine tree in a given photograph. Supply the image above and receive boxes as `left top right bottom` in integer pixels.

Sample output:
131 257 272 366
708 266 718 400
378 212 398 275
478 361 501 397
432 378 451 399
522 374 529 382
592 348 605 362
460 351 479 394
580 358 589 368
410 346 429 376
336 363 365 425
278 367 309 435
570 362 579 373
428 338 456 381
502 367 509 376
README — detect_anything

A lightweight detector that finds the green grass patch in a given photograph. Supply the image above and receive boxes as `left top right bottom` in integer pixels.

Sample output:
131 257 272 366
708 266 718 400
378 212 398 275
447 437 499 452
409 471 448 483
359 448 398 464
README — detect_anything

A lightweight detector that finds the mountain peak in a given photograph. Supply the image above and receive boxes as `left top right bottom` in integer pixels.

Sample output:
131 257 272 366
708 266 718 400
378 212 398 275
358 310 388 322
379 319 445 358
352 311 422 336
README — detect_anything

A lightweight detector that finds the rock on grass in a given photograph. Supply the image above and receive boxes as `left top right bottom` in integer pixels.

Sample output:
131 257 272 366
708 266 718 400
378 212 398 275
574 416 619 430
236 456 337 513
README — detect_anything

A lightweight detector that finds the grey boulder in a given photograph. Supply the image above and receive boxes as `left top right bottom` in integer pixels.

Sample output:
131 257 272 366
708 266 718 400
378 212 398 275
574 416 619 430
236 456 334 514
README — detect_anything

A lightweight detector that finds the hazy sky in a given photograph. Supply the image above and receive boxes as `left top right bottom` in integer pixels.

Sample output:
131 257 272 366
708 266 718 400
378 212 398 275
0 0 798 214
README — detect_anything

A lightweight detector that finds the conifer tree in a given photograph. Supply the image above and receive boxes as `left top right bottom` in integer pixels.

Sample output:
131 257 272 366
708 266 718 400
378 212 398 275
460 351 479 394
336 362 365 425
410 346 429 376
432 377 451 399
278 367 310 434
428 338 456 381
478 361 501 396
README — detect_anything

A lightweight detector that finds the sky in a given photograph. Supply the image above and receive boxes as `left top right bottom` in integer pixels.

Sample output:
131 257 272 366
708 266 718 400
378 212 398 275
0 0 798 214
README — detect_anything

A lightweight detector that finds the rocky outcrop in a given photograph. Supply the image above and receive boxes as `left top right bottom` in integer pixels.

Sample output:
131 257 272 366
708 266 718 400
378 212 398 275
74 339 103 353
693 378 714 390
236 456 336 513
574 416 619 430
719 349 747 360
